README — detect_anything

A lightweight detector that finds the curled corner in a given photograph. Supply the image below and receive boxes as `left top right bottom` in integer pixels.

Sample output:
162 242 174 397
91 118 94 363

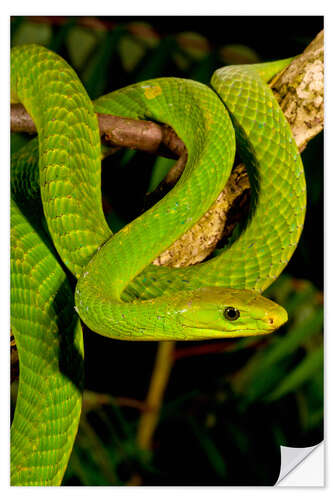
276 442 324 486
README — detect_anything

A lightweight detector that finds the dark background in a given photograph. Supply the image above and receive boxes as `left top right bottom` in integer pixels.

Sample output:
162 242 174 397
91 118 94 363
11 16 323 486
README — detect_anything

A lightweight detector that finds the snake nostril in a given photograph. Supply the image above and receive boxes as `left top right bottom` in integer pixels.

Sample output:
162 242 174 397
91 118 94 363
268 317 274 325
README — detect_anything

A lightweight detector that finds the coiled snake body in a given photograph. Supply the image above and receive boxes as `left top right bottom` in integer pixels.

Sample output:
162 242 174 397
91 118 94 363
10 45 306 485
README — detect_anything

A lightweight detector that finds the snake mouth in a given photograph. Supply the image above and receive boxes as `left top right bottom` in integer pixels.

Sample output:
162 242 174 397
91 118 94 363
182 324 277 338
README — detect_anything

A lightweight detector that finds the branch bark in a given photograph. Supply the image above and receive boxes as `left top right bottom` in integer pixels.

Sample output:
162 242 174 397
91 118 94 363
11 103 185 160
271 30 324 153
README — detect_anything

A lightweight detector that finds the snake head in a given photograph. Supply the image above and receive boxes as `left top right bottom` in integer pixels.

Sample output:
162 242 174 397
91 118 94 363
177 287 288 340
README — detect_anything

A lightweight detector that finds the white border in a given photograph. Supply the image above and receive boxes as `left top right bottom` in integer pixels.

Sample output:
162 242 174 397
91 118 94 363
2 2 330 496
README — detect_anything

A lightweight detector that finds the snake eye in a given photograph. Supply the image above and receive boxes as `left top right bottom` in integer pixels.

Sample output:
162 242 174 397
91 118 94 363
223 307 240 321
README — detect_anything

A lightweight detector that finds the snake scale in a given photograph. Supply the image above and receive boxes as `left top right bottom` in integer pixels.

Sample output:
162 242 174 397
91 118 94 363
10 44 306 485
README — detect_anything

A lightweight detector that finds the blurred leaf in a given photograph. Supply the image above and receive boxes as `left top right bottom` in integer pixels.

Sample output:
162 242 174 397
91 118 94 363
48 18 77 52
253 308 323 368
66 25 100 69
307 369 324 407
126 22 159 49
219 44 260 65
106 210 127 233
119 149 137 167
119 34 148 73
237 361 290 405
172 49 191 72
190 53 218 84
173 32 210 72
148 156 174 193
306 408 324 430
11 132 32 155
74 415 120 485
82 26 125 99
64 446 110 486
108 402 133 440
296 368 323 433
264 274 294 304
176 32 210 61
119 23 158 73
230 306 323 402
188 416 227 478
133 37 178 82
223 420 250 454
283 283 317 317
12 19 52 46
10 16 24 45
266 345 323 401
160 389 200 421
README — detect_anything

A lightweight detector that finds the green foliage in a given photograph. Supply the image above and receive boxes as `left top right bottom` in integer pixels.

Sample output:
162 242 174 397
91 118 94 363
11 16 323 486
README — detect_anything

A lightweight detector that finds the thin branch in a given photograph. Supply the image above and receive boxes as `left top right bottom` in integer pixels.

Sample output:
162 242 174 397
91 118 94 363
81 389 151 413
11 103 186 160
136 341 175 451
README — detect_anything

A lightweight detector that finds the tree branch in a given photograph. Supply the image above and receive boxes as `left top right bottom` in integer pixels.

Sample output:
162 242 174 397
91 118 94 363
136 341 175 451
11 103 185 160
271 30 324 153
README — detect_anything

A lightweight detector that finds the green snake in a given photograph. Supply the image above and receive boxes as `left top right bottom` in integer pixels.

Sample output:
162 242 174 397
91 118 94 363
10 44 306 485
